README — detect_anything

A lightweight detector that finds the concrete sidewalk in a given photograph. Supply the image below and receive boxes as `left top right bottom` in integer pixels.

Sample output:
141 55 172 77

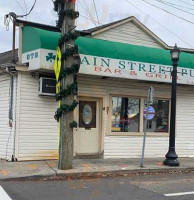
1 158 194 181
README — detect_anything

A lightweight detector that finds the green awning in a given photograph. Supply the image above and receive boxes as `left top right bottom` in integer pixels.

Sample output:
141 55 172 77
22 26 61 53
22 26 194 70
76 37 194 70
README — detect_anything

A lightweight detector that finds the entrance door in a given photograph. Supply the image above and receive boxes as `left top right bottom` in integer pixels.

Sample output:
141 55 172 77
76 99 100 155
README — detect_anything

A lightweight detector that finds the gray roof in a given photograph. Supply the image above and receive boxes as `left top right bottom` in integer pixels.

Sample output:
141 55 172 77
1 17 193 60
16 19 60 32
15 19 90 36
83 17 133 33
0 49 18 65
15 18 128 34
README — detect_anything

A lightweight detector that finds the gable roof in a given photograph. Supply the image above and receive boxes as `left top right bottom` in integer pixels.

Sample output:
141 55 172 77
15 19 90 36
16 16 168 48
14 16 194 53
83 16 169 49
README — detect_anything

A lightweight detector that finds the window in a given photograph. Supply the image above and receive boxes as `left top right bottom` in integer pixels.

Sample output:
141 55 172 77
110 96 170 135
144 99 169 133
111 97 140 132
79 101 96 128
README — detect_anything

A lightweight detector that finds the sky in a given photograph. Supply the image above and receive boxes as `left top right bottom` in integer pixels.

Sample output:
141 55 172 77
0 0 194 53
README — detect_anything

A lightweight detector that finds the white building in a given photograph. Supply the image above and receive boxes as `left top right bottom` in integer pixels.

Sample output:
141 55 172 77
1 16 194 161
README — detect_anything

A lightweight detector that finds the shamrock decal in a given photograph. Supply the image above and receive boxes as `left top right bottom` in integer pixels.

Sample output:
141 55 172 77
46 53 56 62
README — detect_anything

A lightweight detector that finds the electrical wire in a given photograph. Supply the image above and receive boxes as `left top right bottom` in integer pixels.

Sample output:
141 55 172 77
79 13 102 25
80 12 191 47
154 0 194 11
82 0 97 26
79 0 193 48
80 14 174 45
78 0 97 26
153 0 194 16
4 0 36 31
124 0 193 48
82 0 95 20
15 0 26 14
78 0 92 20
17 0 37 18
22 0 28 16
176 0 194 7
137 0 194 25
92 0 100 25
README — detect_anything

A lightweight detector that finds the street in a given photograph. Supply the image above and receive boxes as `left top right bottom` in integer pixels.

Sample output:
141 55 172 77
1 172 194 200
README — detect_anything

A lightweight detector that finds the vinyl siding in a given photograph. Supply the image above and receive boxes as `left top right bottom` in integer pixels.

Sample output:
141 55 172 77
93 21 164 48
17 72 58 161
78 76 194 158
176 86 194 157
16 74 194 160
15 19 194 160
0 74 14 160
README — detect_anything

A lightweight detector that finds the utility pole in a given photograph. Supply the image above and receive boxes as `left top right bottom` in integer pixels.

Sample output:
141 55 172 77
54 0 79 170
60 0 75 170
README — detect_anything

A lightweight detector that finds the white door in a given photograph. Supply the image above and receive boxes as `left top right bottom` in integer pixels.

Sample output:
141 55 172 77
76 99 100 154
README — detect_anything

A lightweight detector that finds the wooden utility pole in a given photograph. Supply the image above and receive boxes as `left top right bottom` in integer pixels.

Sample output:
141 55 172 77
58 1 76 170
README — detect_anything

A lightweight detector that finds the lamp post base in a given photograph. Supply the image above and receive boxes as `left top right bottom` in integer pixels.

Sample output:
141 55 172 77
163 148 180 167
163 158 179 166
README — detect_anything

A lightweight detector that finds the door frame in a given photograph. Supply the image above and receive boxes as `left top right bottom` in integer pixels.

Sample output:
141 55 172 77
74 96 103 156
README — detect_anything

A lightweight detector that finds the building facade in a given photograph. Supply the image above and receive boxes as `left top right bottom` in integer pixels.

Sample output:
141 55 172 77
1 17 194 161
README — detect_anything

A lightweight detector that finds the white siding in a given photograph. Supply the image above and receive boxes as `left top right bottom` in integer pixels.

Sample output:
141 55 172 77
0 74 14 160
15 75 194 160
176 86 194 157
93 21 164 48
104 137 169 158
78 76 194 158
14 18 193 160
17 72 58 161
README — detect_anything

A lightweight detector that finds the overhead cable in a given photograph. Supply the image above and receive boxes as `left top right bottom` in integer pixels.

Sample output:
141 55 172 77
22 0 28 15
82 0 97 26
92 0 100 25
153 0 194 15
15 0 26 14
154 0 194 11
79 13 102 25
124 0 193 48
17 0 37 18
137 0 194 25
176 0 194 7
78 0 97 26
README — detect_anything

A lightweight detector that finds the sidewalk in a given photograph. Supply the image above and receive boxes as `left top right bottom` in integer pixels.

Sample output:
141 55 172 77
1 158 194 181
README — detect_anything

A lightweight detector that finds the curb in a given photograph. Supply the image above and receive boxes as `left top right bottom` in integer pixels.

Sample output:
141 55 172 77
2 167 194 182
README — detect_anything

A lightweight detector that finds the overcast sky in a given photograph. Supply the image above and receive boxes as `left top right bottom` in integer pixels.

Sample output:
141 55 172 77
0 0 194 53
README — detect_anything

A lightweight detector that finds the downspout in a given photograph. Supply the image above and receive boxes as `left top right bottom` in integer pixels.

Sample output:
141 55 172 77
9 18 16 123
10 19 16 161
12 19 16 64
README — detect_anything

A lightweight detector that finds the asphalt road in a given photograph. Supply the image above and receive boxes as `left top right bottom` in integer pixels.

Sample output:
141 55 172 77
1 172 194 200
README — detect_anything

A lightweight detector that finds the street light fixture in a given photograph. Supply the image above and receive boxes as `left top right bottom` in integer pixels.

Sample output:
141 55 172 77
163 44 181 167
171 44 181 61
